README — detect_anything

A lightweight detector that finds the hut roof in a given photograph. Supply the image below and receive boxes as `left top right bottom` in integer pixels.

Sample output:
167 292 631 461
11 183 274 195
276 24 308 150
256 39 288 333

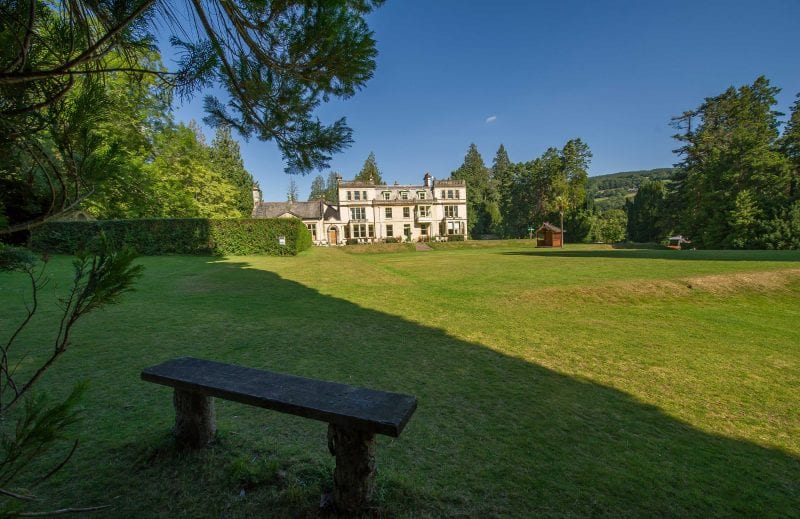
537 222 563 233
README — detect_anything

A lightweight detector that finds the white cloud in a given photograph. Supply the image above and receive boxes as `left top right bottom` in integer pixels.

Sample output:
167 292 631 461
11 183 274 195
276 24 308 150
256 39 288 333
485 115 497 124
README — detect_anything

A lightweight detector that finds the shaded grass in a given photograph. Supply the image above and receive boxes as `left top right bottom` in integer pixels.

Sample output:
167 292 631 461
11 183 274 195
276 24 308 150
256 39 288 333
1 245 799 516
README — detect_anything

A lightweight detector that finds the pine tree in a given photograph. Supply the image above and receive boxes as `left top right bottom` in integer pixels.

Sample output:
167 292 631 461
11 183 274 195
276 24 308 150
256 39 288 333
451 143 491 235
308 175 327 200
626 180 666 242
354 152 383 184
210 127 255 217
325 172 340 203
491 144 513 235
287 179 299 202
672 76 793 248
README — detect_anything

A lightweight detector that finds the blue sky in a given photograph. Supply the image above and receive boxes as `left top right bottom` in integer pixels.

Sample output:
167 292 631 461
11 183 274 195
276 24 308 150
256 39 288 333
168 0 800 201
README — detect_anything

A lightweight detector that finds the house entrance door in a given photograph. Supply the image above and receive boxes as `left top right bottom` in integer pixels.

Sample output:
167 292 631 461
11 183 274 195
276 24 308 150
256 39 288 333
328 227 338 244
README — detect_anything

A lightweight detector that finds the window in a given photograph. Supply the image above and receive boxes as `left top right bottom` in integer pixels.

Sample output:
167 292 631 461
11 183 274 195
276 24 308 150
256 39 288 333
418 205 431 217
403 207 410 218
354 191 361 201
400 191 409 200
421 224 429 236
347 191 352 201
352 224 366 238
350 207 366 221
454 189 460 199
386 224 393 237
447 221 461 235
444 205 458 218
382 191 391 200
440 190 445 198
362 191 367 200
403 224 411 237
352 224 373 238
385 207 392 219
306 223 317 240
447 189 454 199
418 191 426 200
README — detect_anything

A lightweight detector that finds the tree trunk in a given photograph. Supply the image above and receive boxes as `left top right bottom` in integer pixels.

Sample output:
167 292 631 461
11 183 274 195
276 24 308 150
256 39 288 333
173 389 216 448
327 423 376 513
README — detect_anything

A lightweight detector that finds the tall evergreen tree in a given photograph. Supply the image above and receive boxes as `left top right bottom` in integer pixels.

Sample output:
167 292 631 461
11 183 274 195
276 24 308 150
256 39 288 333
308 175 327 200
210 127 255 217
780 94 800 200
287 179 299 202
672 76 793 248
325 172 341 203
626 180 667 242
451 143 491 235
491 144 513 235
354 152 383 184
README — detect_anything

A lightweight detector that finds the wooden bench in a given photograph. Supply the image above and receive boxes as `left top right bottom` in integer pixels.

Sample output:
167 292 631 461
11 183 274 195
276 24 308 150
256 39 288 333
141 357 417 512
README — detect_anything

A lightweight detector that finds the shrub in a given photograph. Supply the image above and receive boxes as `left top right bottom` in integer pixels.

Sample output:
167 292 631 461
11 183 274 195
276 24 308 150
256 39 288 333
448 234 465 241
384 237 400 244
345 238 359 245
30 219 312 256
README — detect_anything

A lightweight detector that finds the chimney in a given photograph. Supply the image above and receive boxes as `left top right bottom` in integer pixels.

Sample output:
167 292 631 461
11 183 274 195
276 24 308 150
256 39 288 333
423 172 432 188
252 184 262 206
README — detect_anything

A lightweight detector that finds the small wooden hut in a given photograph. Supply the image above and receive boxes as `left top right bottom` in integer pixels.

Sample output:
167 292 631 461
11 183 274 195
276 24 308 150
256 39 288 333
536 222 563 247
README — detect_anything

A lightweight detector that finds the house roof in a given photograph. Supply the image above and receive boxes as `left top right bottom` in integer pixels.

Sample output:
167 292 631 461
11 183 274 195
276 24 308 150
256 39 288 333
252 200 332 220
537 222 563 233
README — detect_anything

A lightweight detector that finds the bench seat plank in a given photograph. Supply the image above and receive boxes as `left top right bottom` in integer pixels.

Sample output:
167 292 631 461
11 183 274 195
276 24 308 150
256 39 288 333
141 357 416 437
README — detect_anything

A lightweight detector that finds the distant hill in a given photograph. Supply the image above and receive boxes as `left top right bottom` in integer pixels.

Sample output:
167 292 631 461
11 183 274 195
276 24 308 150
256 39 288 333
588 168 679 212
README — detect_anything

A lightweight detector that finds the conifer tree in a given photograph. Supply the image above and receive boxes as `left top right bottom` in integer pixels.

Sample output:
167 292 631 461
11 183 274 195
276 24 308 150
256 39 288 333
671 76 793 248
451 143 491 235
308 175 327 200
355 152 383 184
287 179 299 202
325 172 341 203
210 127 255 217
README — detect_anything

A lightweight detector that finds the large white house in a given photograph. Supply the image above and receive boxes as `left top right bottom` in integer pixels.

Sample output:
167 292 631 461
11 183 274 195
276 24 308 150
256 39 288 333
252 173 468 245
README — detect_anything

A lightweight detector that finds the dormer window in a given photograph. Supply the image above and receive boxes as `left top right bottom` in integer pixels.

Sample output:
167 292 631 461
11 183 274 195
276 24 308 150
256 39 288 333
400 191 409 200
417 191 426 200
382 191 391 200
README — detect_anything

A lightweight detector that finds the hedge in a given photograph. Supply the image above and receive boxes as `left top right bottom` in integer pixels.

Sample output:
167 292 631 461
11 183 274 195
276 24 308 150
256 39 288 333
30 218 312 256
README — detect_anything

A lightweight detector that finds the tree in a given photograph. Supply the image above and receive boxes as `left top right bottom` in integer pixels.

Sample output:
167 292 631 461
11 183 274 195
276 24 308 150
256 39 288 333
491 144 513 235
452 143 491 235
594 209 627 243
287 178 299 202
0 238 142 514
671 76 793 248
309 175 327 200
147 123 240 218
210 126 255 217
626 180 667 242
1 0 384 177
325 172 341 203
354 152 383 184
780 94 800 201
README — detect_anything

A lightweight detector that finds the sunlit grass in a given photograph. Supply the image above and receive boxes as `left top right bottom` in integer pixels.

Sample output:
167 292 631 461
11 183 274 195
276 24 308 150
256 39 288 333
1 243 798 516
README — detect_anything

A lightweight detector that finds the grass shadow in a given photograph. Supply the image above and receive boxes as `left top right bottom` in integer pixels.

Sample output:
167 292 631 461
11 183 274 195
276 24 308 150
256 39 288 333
20 257 800 517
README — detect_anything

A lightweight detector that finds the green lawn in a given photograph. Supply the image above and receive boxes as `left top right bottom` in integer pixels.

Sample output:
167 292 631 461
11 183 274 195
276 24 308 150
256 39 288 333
2 242 799 517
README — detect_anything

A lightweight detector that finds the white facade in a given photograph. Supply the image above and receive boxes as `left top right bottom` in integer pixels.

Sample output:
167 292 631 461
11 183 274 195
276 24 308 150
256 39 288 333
253 174 468 245
330 175 467 244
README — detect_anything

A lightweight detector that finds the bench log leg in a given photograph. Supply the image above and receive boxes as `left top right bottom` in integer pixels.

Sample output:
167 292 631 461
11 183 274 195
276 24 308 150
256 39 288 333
327 423 376 513
173 389 216 448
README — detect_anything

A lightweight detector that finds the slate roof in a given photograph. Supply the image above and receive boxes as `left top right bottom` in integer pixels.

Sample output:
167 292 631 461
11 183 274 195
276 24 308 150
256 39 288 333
252 200 333 219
